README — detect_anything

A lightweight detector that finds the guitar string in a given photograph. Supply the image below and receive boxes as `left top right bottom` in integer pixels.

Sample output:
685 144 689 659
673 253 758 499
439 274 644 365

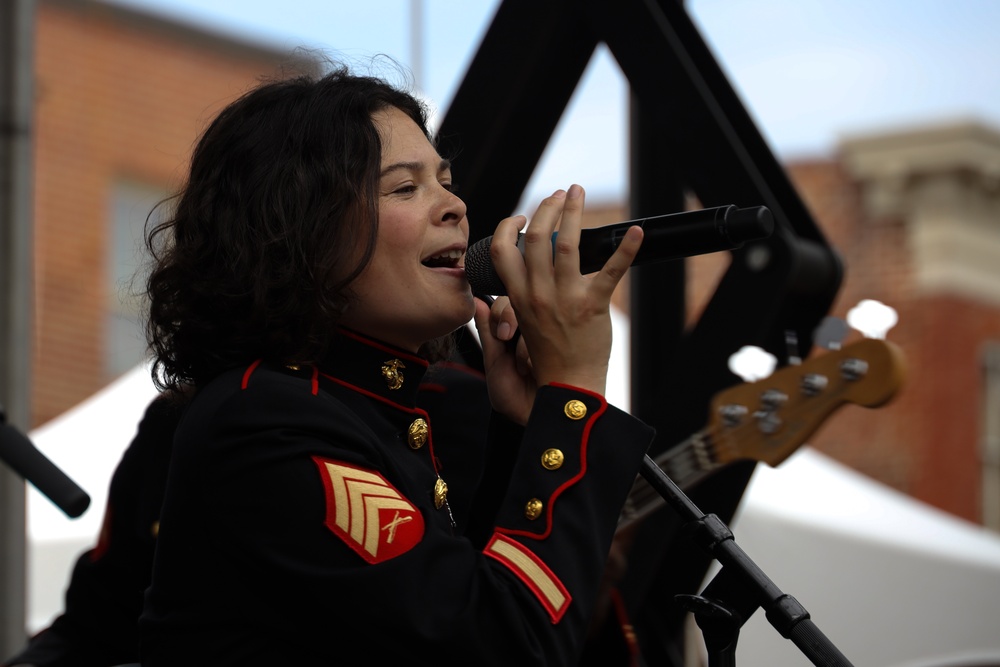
620 377 854 525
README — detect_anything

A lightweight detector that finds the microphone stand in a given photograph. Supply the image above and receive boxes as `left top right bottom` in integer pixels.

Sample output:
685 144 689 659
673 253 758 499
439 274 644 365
0 402 90 518
638 454 853 667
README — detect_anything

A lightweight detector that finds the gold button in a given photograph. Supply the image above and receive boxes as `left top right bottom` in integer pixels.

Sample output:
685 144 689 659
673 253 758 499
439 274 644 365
524 498 544 520
541 448 565 470
564 399 587 420
434 477 448 509
407 418 428 450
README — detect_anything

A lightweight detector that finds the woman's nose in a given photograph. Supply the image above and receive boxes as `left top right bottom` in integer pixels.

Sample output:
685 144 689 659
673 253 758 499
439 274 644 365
439 188 467 226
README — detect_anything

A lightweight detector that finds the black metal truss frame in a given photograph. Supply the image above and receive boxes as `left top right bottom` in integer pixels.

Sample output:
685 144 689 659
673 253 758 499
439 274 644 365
437 1 843 659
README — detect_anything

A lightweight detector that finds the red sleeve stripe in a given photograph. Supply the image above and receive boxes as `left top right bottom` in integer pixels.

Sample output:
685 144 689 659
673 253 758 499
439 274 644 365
484 533 571 624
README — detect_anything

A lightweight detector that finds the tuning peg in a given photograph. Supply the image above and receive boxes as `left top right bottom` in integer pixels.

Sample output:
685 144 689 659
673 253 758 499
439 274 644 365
785 330 802 365
814 316 850 350
846 299 898 339
728 345 777 383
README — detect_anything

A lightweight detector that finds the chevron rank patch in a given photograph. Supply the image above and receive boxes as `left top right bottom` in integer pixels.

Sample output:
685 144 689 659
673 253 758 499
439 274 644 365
313 457 425 564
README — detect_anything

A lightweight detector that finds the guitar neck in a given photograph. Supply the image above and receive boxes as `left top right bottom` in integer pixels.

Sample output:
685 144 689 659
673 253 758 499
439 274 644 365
617 431 716 530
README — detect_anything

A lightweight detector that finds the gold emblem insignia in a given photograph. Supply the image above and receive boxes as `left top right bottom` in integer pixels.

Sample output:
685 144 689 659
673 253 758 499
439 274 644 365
381 359 405 390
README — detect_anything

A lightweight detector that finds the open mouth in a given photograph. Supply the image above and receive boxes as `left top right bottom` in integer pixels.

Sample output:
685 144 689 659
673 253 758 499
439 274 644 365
421 249 464 269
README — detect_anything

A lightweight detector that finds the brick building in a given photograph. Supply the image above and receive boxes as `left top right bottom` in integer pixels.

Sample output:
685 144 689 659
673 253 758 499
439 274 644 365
31 0 307 426
28 1 1000 529
628 121 1000 529
814 123 1000 528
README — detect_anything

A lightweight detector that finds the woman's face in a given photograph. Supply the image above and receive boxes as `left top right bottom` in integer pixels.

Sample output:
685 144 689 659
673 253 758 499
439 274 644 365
340 105 474 351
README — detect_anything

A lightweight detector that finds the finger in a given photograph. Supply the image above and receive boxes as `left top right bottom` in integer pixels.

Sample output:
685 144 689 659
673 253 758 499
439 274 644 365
553 184 585 284
473 297 505 369
489 215 529 298
514 336 532 377
491 213 526 248
521 190 566 287
489 296 519 342
590 225 644 299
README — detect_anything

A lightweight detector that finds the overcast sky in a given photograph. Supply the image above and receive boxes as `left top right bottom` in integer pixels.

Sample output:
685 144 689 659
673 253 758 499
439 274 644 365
103 0 1000 207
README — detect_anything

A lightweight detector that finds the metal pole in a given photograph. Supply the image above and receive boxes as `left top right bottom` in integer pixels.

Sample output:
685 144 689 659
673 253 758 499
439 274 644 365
0 0 36 655
409 0 424 92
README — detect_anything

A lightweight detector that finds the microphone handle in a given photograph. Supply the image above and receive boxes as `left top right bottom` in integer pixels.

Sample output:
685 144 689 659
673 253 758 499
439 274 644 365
574 204 773 274
0 421 91 518
469 204 774 297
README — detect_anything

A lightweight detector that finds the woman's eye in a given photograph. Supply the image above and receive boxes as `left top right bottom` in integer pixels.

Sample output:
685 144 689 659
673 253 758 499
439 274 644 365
392 184 417 195
441 182 457 193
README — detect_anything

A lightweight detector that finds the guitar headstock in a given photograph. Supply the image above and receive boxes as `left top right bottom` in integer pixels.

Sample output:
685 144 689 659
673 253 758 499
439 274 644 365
706 337 906 469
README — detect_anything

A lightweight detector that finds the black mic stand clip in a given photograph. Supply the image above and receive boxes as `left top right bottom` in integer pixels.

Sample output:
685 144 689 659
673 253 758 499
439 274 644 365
639 455 853 667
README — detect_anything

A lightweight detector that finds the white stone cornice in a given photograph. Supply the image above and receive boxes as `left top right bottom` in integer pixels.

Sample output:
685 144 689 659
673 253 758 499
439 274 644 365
840 120 1000 305
841 119 1000 183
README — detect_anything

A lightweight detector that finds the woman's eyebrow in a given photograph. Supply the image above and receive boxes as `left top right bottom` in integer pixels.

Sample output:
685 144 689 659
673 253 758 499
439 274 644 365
380 158 452 178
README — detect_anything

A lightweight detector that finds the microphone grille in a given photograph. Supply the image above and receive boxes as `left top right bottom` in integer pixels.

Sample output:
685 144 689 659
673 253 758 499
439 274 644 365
464 236 507 296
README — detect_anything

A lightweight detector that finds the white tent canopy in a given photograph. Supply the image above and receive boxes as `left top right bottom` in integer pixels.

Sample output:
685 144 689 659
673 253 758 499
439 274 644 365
27 362 158 629
727 448 1000 667
21 313 1000 665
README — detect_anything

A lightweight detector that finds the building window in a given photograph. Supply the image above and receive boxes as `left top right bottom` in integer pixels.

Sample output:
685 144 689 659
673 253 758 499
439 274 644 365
107 179 167 378
982 341 1000 531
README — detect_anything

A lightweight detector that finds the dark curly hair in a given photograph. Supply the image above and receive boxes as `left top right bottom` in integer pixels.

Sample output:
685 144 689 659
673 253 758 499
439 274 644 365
145 67 434 391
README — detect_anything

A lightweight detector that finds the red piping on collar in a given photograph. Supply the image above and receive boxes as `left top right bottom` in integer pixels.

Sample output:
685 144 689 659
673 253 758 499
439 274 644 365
337 328 429 368
241 359 263 389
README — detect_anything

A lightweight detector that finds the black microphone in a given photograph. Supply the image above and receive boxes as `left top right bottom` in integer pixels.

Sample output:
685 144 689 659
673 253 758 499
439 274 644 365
465 204 774 296
0 405 91 518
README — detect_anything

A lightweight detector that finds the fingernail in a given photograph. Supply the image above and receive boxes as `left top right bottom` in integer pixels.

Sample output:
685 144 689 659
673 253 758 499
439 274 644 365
497 321 512 340
567 184 583 199
551 189 566 199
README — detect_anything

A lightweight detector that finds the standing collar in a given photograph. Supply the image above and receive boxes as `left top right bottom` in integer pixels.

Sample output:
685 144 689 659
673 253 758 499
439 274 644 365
317 328 430 407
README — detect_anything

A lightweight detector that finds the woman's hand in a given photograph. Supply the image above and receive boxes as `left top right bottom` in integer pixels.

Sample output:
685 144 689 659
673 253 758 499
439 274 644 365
473 294 535 424
473 184 643 420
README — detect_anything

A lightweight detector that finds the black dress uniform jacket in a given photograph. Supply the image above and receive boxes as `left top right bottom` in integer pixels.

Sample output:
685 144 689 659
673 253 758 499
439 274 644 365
139 329 654 666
